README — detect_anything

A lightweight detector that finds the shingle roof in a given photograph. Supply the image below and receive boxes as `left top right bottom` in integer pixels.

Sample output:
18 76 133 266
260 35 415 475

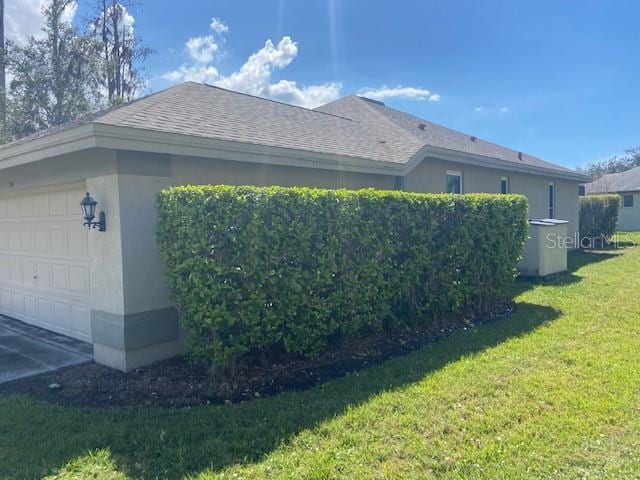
586 166 640 193
0 82 406 164
315 95 581 176
0 81 586 179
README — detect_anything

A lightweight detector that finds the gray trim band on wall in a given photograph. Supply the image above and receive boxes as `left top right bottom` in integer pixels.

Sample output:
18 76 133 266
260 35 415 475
91 307 179 350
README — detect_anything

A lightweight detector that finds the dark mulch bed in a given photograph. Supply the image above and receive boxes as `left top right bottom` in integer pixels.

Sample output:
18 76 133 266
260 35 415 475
0 304 514 408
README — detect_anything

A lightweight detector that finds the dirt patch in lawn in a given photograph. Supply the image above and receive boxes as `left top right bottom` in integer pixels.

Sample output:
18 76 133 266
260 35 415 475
0 304 513 408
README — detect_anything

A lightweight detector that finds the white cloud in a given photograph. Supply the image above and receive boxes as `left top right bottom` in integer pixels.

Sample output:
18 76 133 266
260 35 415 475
162 64 219 83
163 33 342 108
500 106 510 113
210 17 229 35
215 37 298 92
474 106 484 112
5 0 77 44
266 80 343 109
186 35 219 64
358 86 439 102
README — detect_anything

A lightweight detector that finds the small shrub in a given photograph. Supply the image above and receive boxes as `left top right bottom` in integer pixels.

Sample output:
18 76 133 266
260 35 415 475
579 194 620 241
157 186 528 369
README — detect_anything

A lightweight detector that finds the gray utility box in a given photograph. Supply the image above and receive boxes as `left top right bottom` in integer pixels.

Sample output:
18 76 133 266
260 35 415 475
518 219 569 278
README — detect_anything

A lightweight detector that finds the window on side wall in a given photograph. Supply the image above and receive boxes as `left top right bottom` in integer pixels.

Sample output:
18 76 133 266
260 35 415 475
578 185 586 196
500 176 509 194
446 171 462 194
623 194 634 208
548 182 556 219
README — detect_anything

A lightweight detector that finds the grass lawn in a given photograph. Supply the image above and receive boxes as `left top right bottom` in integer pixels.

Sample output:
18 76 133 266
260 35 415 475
1 234 640 479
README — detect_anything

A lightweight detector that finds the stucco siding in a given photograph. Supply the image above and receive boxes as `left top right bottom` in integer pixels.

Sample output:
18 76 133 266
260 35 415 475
0 148 583 370
170 154 397 190
405 157 580 240
0 149 117 194
617 192 640 231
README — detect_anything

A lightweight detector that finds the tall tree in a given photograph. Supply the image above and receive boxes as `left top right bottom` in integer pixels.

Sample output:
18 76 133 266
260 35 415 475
88 0 153 105
6 0 98 138
0 0 6 141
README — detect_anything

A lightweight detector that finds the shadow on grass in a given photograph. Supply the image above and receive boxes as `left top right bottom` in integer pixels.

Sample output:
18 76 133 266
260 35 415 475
1 302 560 479
513 248 623 295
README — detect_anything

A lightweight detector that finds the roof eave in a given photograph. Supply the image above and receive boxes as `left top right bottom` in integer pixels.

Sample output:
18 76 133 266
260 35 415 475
0 122 406 176
0 124 98 169
0 121 592 183
403 144 592 182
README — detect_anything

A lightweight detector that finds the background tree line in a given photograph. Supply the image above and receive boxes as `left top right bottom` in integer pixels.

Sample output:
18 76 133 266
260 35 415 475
578 147 640 179
0 0 152 142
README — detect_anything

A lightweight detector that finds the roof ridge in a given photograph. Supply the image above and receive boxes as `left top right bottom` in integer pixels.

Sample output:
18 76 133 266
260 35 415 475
350 96 425 146
200 82 356 123
353 97 432 144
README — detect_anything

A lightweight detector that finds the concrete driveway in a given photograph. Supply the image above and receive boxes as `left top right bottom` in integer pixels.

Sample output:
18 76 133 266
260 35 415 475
0 316 92 384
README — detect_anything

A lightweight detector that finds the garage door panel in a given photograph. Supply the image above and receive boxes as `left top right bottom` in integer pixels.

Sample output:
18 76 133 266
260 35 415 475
52 264 68 291
33 193 49 216
66 190 84 215
10 259 22 284
21 229 35 251
49 191 68 216
6 198 20 218
71 306 91 337
9 230 20 250
23 260 36 288
11 292 25 313
69 266 89 295
36 263 51 289
0 184 91 341
0 291 9 310
35 229 50 253
51 230 67 255
54 302 72 330
67 229 88 257
25 295 37 318
20 197 35 217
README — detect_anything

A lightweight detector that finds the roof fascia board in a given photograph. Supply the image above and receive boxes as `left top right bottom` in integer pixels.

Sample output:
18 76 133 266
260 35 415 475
0 124 97 170
91 123 403 176
403 145 591 182
0 122 591 183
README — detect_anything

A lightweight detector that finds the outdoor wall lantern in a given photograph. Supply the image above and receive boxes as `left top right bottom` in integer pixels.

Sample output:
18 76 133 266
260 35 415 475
80 192 106 232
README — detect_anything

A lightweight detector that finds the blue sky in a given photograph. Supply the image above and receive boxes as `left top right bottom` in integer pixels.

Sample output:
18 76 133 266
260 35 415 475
27 0 640 168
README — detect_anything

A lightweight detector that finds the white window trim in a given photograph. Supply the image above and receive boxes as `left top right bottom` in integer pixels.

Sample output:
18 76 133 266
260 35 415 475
548 182 556 219
622 194 634 208
500 176 509 194
446 170 463 194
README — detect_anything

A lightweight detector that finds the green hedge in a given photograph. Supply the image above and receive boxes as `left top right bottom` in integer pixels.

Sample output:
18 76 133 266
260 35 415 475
579 194 620 241
157 186 528 368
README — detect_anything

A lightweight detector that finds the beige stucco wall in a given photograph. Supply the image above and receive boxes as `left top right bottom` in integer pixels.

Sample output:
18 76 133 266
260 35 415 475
170 155 397 190
617 192 640 231
404 157 581 240
0 147 583 369
0 149 117 194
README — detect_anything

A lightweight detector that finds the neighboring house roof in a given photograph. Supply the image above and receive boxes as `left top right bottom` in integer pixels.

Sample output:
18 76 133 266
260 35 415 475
586 166 640 193
0 81 590 181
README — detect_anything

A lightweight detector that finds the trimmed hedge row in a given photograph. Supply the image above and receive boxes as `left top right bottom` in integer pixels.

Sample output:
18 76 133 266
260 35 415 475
579 194 620 240
157 186 528 368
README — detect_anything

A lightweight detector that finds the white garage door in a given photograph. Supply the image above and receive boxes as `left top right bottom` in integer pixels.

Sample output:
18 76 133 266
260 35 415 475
0 183 92 342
